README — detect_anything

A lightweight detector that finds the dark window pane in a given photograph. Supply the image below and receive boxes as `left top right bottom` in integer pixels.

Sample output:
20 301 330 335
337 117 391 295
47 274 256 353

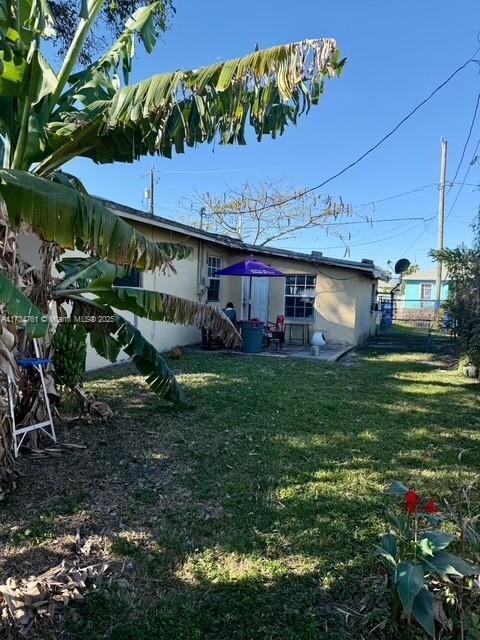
286 276 296 285
115 270 140 287
285 296 295 306
285 306 295 317
207 279 220 302
306 275 316 286
296 275 306 286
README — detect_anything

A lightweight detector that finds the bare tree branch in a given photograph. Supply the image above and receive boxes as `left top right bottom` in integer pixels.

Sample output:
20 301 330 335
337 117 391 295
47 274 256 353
184 180 352 247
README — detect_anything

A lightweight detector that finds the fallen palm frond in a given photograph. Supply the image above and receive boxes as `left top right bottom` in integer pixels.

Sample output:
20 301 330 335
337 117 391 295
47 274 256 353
0 561 108 636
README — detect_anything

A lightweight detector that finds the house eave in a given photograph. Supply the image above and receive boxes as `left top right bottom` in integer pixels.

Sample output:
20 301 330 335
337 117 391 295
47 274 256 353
96 195 388 280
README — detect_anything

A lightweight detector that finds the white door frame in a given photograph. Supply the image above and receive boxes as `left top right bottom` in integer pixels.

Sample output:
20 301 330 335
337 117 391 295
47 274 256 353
242 277 271 321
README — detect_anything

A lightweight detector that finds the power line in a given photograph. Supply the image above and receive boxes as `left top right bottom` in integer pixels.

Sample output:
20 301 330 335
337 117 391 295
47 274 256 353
352 184 436 209
311 220 427 251
170 181 476 224
393 109 480 256
305 215 433 227
446 134 480 220
214 54 480 216
449 87 480 186
157 167 267 175
397 218 435 259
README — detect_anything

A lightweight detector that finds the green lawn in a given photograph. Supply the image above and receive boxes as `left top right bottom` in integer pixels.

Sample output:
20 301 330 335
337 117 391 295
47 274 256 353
1 332 479 639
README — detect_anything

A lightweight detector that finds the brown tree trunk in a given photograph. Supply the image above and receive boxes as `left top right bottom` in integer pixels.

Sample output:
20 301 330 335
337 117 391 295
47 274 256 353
0 392 15 498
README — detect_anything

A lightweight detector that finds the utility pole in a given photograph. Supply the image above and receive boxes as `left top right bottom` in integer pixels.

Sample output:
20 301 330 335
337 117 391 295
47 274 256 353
435 138 448 316
199 207 206 230
150 166 155 217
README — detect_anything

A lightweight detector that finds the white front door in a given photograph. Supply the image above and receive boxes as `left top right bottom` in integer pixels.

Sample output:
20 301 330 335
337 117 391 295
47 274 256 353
242 277 270 321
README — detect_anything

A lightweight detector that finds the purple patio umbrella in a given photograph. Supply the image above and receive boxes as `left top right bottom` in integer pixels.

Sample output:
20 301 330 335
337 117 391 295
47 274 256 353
215 258 284 320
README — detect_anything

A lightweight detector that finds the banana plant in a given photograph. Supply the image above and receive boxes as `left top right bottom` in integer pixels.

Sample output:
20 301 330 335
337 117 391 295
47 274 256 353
0 0 345 485
51 257 242 404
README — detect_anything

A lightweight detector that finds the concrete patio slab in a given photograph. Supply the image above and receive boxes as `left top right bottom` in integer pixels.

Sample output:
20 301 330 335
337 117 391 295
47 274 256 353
186 343 352 362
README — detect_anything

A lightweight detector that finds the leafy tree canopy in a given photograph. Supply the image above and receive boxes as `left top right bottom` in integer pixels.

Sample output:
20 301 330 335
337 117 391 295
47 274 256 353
49 0 174 65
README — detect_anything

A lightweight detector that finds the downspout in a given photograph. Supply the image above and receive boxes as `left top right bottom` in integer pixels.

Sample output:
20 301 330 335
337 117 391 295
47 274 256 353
196 238 204 301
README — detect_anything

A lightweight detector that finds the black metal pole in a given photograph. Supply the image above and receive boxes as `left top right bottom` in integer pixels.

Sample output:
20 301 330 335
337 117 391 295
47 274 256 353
248 275 252 320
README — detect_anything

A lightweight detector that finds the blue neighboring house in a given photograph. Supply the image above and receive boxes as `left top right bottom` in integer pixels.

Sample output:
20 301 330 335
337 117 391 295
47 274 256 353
402 269 449 310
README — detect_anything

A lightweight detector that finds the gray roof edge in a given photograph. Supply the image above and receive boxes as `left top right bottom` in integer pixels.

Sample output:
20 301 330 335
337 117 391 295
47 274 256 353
96 195 387 279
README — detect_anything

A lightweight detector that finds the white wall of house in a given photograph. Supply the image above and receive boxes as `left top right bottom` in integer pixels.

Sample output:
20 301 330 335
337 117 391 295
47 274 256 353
199 249 378 346
86 220 203 370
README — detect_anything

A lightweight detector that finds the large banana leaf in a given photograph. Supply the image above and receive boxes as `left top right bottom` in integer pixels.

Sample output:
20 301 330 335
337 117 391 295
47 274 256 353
71 296 190 405
112 312 190 405
56 256 129 289
0 273 48 337
0 169 192 270
62 1 164 97
54 257 242 347
85 287 242 348
38 39 345 171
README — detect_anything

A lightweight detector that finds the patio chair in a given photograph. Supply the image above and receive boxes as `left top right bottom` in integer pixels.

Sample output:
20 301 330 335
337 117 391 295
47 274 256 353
263 315 285 351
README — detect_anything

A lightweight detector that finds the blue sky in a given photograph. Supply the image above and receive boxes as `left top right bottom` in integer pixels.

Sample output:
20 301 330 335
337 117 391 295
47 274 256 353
66 0 480 271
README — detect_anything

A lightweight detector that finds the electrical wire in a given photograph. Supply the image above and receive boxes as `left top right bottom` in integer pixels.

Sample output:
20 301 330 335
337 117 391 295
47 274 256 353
306 220 427 251
208 55 480 216
447 166 480 217
351 184 436 209
446 134 480 220
393 82 480 256
316 269 360 281
449 87 480 187
300 215 432 227
157 167 265 174
397 218 435 259
156 181 477 223
358 75 480 234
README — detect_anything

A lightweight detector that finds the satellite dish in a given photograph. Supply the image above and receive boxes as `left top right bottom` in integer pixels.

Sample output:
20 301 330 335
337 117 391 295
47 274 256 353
394 258 411 274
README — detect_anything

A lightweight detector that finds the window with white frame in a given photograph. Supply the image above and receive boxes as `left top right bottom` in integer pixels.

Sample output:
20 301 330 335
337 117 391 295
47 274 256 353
284 275 316 320
420 282 433 308
207 256 222 301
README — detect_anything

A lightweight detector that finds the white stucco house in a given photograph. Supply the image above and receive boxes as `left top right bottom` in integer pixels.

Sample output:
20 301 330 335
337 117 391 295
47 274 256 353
17 197 388 370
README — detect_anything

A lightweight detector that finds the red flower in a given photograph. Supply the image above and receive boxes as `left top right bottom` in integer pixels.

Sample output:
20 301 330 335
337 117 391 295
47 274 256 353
405 490 420 513
425 499 439 514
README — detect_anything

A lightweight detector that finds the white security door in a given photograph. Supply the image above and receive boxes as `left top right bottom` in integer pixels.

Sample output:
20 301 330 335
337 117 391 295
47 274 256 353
242 277 270 321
